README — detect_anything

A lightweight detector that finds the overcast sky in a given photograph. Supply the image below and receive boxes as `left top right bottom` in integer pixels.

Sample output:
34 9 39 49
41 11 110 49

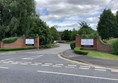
35 0 118 30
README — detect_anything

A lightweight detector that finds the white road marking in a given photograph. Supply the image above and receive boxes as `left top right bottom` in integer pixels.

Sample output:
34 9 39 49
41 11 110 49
65 66 75 68
55 64 64 66
79 66 90 70
95 68 106 72
37 70 118 81
10 62 19 65
68 65 76 67
111 69 118 73
94 67 107 72
0 66 9 69
30 63 41 66
52 65 62 68
44 63 52 65
22 55 43 60
19 62 28 65
41 64 50 67
2 61 10 64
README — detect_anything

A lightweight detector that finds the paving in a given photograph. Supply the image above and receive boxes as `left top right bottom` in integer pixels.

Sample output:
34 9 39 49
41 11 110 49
62 49 118 69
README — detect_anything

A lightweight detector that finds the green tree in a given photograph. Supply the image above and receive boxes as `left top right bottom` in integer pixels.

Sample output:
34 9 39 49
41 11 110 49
50 26 60 41
114 11 118 38
70 29 78 41
28 17 53 45
61 30 71 40
97 9 115 39
78 22 95 38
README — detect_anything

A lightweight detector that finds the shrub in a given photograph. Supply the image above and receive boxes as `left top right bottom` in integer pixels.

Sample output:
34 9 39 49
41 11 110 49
0 46 35 51
2 37 18 43
112 39 118 55
74 47 88 55
40 44 52 48
70 42 75 50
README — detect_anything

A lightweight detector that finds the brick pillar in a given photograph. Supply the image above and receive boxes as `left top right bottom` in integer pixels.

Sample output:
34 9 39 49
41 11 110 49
34 36 39 49
22 35 26 47
0 42 4 48
75 35 81 47
93 38 97 49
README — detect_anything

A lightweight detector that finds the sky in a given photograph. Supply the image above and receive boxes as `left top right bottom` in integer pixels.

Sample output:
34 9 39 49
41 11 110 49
35 0 118 30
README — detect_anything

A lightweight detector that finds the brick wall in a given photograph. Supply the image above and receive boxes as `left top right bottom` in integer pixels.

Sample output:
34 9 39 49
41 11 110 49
1 37 25 48
75 36 112 52
0 36 40 49
96 38 112 52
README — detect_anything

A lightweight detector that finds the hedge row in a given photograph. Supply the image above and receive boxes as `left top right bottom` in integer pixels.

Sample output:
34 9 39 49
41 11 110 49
2 37 18 43
74 48 88 55
0 46 35 51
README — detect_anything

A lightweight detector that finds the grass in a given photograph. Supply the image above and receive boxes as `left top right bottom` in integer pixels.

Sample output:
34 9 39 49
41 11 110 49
0 46 35 51
75 48 118 60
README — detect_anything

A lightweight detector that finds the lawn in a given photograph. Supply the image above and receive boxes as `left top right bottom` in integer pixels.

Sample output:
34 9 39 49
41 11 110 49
87 50 118 60
74 48 118 60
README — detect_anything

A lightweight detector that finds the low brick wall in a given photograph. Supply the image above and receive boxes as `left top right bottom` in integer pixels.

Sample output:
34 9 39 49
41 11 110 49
0 36 40 49
96 38 112 52
75 36 112 52
1 37 25 48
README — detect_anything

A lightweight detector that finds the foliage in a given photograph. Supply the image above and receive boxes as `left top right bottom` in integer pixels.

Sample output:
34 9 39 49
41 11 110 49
70 29 78 41
50 26 60 41
112 39 118 55
0 46 35 51
61 30 71 40
97 9 115 39
0 0 53 45
2 37 18 43
78 22 95 38
74 48 88 55
40 44 52 48
70 42 75 50
103 38 118 46
27 18 53 45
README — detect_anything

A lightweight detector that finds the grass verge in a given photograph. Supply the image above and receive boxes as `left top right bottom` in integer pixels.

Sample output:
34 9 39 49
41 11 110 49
74 47 118 60
0 46 35 51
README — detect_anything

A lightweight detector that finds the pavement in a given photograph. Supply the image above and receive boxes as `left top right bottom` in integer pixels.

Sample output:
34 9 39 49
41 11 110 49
0 43 118 83
61 49 118 69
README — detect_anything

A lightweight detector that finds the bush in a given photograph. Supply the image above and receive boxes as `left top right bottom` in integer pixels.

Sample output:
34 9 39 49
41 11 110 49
70 42 75 50
112 39 118 55
74 48 88 55
2 37 18 43
0 46 35 51
40 44 52 48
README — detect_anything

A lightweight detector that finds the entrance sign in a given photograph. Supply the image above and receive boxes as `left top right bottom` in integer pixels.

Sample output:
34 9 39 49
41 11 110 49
81 39 93 45
25 39 34 45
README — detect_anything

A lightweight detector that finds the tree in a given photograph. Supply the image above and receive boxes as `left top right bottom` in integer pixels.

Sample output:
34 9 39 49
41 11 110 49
50 26 60 41
27 17 53 45
78 22 95 38
70 29 78 41
113 11 118 38
61 30 71 40
97 9 115 39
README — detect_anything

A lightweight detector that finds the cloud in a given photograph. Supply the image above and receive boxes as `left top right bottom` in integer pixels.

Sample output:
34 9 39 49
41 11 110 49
35 0 117 30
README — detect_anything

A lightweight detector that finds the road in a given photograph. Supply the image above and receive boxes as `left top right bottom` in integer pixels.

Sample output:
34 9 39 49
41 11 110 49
0 44 118 83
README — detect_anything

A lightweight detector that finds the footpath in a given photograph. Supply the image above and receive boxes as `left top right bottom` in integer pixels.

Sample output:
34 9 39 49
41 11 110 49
61 49 118 69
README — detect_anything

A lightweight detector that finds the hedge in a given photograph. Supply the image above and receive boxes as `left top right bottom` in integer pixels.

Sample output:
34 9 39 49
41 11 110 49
70 42 75 50
74 47 88 55
0 46 35 51
112 39 118 55
2 37 18 43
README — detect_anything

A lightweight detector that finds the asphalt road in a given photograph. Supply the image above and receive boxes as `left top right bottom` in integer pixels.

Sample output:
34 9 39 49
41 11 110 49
0 44 118 83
